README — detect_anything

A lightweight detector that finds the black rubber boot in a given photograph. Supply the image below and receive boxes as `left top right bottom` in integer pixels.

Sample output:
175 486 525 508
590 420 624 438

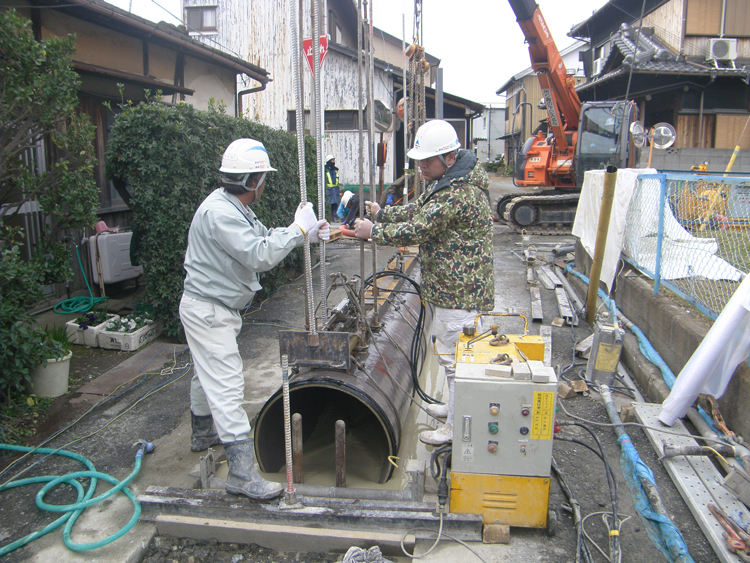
224 439 283 500
190 412 222 452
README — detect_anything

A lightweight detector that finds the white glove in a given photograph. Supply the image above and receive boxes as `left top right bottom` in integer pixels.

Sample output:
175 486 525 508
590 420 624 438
309 220 330 243
293 202 318 234
365 200 380 219
354 218 373 240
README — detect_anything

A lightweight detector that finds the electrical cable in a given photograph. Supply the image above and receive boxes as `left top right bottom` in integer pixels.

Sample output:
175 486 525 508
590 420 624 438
555 398 732 446
552 456 595 563
0 348 190 484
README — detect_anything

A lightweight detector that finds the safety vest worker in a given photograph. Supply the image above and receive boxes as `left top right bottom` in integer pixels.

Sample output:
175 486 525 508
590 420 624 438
325 155 341 218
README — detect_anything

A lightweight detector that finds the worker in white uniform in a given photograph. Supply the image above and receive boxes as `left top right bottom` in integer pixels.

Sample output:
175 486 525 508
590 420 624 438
179 138 329 500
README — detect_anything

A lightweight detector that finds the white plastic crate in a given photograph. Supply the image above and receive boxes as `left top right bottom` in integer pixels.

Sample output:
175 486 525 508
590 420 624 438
66 314 120 347
98 320 162 352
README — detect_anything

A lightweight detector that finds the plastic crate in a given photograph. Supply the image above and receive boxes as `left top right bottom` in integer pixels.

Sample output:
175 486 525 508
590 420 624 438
98 320 163 351
66 314 120 347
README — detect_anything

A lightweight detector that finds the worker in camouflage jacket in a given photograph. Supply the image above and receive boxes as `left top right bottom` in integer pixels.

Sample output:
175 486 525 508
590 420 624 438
353 119 495 446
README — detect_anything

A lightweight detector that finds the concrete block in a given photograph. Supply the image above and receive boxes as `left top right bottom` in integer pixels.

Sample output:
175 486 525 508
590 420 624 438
512 363 531 381
483 524 510 544
532 366 556 383
485 365 512 378
155 515 415 557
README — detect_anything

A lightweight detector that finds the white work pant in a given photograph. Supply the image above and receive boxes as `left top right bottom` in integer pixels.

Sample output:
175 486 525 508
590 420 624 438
179 294 251 443
431 305 479 427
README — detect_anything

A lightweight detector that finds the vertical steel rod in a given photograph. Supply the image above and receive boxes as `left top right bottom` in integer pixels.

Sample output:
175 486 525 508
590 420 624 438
281 355 297 505
366 0 379 324
357 0 366 320
335 419 346 488
402 14 409 205
312 0 328 324
292 412 304 484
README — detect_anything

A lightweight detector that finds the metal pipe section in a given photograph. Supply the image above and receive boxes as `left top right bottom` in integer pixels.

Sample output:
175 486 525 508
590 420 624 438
335 419 346 488
254 269 430 484
586 166 617 325
292 413 304 483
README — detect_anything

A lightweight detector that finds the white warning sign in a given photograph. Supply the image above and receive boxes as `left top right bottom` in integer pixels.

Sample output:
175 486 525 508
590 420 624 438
461 444 474 462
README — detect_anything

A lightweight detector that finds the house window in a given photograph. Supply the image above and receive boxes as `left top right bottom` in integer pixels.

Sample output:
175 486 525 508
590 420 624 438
288 110 311 134
326 110 358 131
186 6 217 32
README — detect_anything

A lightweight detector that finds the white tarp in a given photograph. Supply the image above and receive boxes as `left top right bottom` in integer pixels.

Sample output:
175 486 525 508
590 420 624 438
623 178 742 282
659 274 750 425
573 169 743 291
572 168 655 292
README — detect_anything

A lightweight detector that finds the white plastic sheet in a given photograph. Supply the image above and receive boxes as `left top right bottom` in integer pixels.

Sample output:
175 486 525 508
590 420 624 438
623 177 742 282
658 274 750 426
572 168 656 292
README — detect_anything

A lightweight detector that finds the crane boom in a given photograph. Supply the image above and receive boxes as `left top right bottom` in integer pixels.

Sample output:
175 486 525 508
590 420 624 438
508 0 581 151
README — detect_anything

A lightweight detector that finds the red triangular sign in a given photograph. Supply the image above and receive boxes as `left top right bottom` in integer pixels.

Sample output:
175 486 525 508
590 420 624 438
302 35 328 75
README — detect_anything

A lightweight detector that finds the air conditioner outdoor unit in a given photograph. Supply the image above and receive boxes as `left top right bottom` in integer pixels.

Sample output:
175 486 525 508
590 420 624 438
592 57 605 76
708 38 738 61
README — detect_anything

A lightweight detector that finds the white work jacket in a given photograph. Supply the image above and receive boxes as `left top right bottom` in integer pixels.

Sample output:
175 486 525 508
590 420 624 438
183 188 303 309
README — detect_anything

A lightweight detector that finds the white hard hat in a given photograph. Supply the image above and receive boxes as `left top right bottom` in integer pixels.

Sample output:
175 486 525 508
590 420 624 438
220 139 277 174
407 120 461 160
325 154 335 163
341 191 354 206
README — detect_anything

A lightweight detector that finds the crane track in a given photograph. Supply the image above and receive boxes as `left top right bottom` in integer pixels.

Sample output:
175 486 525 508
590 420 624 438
502 194 579 235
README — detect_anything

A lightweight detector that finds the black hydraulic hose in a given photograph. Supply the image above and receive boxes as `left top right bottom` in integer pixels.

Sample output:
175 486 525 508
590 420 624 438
552 456 595 563
363 270 439 404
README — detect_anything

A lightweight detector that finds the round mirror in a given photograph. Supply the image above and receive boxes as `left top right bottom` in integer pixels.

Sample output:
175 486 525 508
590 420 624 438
629 121 646 148
650 122 676 149
365 100 393 133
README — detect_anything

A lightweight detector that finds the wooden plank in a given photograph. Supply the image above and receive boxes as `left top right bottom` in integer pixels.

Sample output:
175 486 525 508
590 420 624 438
633 403 746 563
328 227 344 241
155 515 415 557
530 286 543 322
575 334 595 358
540 325 552 367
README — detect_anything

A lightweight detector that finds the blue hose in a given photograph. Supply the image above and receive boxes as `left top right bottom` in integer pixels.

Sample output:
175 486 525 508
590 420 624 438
0 441 153 554
564 264 721 432
53 244 108 315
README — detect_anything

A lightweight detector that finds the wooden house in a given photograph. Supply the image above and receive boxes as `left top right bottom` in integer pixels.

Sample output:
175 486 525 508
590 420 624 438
182 0 484 188
570 0 750 169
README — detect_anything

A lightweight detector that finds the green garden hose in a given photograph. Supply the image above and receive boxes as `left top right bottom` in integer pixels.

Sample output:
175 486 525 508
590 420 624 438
53 244 108 315
0 440 153 555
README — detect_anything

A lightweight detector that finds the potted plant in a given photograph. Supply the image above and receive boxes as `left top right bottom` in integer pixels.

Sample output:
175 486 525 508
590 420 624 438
26 325 74 398
66 310 119 347
98 313 162 351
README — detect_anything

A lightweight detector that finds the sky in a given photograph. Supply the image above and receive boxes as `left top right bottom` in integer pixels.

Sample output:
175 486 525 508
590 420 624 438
105 0 609 107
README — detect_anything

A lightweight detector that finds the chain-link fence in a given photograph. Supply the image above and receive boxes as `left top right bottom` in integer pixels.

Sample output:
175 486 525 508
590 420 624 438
623 173 750 319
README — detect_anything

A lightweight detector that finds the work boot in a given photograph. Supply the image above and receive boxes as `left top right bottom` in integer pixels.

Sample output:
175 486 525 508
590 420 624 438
224 439 283 500
190 412 222 452
425 402 448 419
419 423 453 446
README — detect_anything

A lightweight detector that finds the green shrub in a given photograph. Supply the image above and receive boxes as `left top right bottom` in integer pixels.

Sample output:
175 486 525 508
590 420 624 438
0 237 63 403
106 101 318 340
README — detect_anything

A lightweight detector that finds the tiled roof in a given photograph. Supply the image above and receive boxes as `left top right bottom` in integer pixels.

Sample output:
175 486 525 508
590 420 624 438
577 23 749 92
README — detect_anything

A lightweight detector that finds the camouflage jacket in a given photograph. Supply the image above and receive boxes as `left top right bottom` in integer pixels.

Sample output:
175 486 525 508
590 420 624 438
372 150 495 310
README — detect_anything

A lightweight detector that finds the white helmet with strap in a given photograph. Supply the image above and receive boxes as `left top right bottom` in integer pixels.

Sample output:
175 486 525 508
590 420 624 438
220 139 276 192
407 120 461 160
341 190 354 206
221 139 277 174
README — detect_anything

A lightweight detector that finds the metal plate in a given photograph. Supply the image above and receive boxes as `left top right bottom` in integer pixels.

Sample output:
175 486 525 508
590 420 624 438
530 286 544 322
633 402 745 563
279 330 351 370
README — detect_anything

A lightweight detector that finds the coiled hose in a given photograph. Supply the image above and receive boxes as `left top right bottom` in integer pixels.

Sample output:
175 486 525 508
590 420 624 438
0 440 153 555
53 244 108 315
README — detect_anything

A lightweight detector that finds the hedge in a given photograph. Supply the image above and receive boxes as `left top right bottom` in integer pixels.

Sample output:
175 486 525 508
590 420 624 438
106 101 318 340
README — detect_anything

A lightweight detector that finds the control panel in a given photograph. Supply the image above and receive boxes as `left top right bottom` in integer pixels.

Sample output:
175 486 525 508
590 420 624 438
451 361 557 477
